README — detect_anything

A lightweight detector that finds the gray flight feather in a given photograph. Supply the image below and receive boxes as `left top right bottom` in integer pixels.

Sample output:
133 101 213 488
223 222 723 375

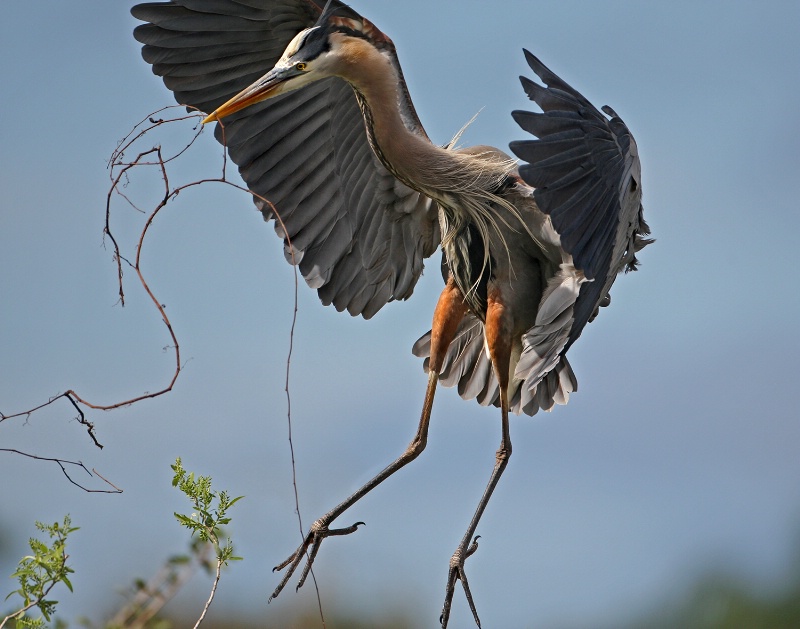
132 0 440 319
510 49 651 350
411 50 650 416
132 5 649 417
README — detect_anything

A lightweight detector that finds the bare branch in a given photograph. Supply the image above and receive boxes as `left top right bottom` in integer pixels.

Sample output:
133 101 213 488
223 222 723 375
213 120 326 626
193 555 222 629
106 541 213 629
4 106 326 622
0 449 121 494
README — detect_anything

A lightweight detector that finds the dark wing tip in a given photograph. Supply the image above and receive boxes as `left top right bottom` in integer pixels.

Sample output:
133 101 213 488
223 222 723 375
522 49 576 95
131 2 166 22
522 49 551 82
511 49 648 285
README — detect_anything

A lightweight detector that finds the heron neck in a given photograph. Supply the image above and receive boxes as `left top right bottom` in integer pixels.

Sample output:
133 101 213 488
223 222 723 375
334 43 514 212
333 41 462 198
351 89 448 197
332 36 519 312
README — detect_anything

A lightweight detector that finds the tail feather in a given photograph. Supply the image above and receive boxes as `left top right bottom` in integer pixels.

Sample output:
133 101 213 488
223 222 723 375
411 313 576 417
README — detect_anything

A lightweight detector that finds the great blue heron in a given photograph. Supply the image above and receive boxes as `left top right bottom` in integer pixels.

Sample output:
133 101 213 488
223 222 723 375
132 0 650 625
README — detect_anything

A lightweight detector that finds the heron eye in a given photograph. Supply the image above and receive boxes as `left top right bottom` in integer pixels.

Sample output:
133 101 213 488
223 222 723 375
295 62 307 72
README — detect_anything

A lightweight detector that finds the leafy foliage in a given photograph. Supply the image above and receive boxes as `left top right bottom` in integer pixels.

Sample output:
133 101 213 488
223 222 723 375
2 516 78 628
170 458 243 569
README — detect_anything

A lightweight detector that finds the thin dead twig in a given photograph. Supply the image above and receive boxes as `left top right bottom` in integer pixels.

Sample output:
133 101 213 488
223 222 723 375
0 449 121 493
4 105 325 623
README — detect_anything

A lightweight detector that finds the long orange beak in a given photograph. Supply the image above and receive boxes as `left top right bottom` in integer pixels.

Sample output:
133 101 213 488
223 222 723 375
202 64 299 124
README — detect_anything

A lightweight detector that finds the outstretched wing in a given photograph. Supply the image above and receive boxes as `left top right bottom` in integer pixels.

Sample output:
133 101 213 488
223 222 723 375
131 0 440 319
414 51 649 416
510 50 651 348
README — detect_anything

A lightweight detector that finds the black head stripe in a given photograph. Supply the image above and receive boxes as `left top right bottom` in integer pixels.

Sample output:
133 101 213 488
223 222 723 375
298 25 331 61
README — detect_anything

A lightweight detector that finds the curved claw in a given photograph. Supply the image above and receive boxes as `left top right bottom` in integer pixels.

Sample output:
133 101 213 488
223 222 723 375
268 519 366 602
328 521 365 536
466 535 481 558
440 535 483 628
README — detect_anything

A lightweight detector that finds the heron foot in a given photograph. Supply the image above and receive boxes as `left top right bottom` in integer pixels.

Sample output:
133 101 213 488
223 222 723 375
440 535 482 628
269 518 365 601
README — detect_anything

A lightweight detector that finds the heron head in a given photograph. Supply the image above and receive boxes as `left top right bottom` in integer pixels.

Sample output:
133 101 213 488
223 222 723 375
201 25 332 123
202 6 381 124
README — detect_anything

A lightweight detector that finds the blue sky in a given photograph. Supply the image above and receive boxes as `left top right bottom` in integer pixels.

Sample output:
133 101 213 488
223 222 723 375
2 2 799 627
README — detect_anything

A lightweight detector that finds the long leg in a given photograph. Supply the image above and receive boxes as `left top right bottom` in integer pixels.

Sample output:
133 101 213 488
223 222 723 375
440 290 514 628
270 278 468 601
